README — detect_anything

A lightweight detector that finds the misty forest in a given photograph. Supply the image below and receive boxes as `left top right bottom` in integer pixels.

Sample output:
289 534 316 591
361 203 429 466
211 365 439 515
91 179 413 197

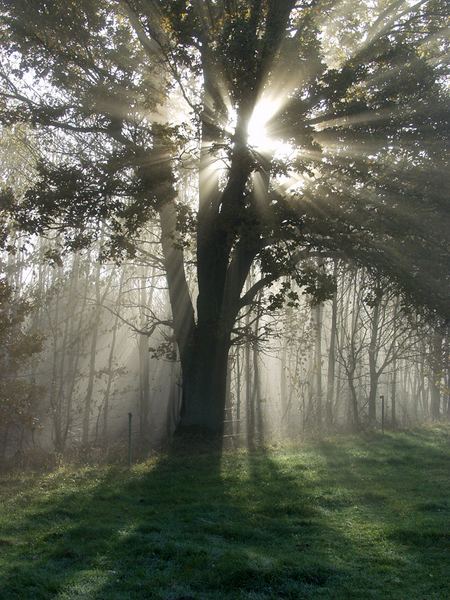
0 1 449 599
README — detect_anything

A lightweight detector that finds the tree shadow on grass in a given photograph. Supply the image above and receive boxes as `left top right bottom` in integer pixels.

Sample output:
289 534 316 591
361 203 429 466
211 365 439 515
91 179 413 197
0 443 348 599
0 428 448 599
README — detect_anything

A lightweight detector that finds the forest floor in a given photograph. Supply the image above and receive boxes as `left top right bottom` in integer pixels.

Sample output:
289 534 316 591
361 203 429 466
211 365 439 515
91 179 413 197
0 425 449 599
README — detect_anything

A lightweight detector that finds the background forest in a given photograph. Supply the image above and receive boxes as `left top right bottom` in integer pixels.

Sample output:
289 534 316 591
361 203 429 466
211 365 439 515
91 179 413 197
0 241 448 464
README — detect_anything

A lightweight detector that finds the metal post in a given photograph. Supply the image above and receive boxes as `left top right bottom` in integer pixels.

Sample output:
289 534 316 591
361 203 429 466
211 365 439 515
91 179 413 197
128 412 132 466
380 395 385 434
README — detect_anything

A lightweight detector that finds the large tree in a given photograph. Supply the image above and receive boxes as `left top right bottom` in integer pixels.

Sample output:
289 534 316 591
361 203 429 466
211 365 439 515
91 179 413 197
1 0 449 434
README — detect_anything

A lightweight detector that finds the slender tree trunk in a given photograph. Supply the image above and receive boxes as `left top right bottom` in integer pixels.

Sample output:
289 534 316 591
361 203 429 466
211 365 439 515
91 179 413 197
48 270 63 452
81 256 102 445
235 346 242 436
418 345 428 417
138 264 156 443
253 297 263 441
326 263 338 428
391 350 397 429
245 304 254 445
280 340 288 423
313 302 323 431
102 270 125 445
446 329 450 418
52 258 79 453
63 259 90 449
224 354 233 435
348 365 361 430
430 329 443 420
368 294 381 426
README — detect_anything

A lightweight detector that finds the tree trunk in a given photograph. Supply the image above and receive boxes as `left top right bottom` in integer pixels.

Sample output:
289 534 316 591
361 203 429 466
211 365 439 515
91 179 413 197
430 329 443 420
280 338 288 434
313 302 323 431
253 296 263 442
138 263 156 443
159 189 258 435
326 262 338 428
235 346 242 436
158 6 296 434
245 315 254 445
368 294 381 425
446 329 450 419
348 365 361 431
81 256 102 446
102 270 125 445
179 325 231 434
391 351 397 429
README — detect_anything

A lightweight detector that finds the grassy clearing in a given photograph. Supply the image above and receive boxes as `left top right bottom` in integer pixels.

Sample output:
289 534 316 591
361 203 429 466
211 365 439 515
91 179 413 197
0 425 449 599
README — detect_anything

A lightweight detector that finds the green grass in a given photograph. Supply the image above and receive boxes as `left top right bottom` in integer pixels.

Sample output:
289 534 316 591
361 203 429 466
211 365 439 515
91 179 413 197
0 425 449 599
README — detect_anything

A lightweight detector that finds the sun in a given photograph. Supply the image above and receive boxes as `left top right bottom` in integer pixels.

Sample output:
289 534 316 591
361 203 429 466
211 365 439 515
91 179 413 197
247 97 295 160
247 97 278 149
225 94 296 164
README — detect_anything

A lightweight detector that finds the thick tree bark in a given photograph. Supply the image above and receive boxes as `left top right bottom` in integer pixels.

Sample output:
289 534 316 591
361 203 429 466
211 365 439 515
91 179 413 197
180 326 231 434
159 200 249 435
177 248 257 435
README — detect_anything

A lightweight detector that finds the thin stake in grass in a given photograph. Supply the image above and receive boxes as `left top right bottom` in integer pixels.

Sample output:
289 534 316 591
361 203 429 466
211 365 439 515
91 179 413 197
128 412 132 466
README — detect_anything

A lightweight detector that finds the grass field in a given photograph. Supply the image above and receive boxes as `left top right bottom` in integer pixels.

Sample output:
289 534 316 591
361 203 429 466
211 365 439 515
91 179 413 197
0 425 449 599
